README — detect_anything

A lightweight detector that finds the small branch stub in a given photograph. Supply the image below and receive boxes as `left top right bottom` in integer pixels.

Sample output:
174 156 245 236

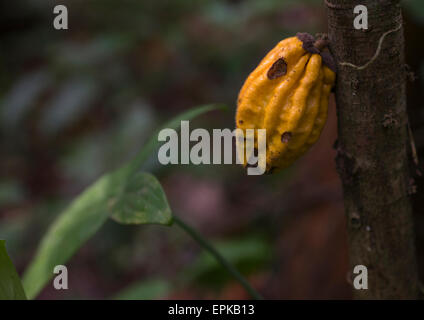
296 32 337 73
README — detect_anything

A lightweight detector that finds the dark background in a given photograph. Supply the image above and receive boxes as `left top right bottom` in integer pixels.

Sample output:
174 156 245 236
0 0 423 299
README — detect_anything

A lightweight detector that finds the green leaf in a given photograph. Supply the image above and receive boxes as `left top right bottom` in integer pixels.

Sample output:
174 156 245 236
22 104 223 299
110 172 172 225
22 167 128 299
0 240 27 300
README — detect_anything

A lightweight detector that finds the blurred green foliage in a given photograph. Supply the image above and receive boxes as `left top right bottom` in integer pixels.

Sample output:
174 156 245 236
113 278 170 300
404 0 424 23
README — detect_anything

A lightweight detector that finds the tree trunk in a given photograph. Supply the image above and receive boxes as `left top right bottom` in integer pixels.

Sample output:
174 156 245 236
326 0 420 299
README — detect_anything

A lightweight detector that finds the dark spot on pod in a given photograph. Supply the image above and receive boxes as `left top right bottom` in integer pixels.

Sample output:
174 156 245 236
281 132 292 143
238 119 244 124
267 58 287 80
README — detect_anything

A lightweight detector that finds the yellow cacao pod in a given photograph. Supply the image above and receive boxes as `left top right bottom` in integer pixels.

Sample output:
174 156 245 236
236 33 336 173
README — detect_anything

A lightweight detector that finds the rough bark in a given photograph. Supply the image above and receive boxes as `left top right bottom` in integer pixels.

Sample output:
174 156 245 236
326 0 419 299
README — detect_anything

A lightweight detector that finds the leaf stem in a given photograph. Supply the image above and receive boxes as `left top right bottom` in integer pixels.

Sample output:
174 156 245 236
173 215 263 300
